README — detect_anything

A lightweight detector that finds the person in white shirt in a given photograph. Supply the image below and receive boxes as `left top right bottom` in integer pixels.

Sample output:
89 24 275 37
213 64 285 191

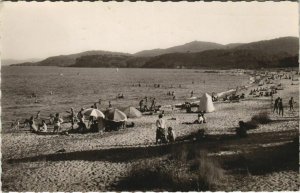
194 114 204 124
156 114 167 143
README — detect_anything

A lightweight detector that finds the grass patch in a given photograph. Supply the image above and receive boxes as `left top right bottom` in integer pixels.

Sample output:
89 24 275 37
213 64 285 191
236 112 272 137
251 111 271 124
116 146 225 191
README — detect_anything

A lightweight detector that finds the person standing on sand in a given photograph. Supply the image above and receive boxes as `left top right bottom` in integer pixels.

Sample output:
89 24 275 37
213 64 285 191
35 111 41 119
29 116 38 132
66 108 76 130
289 97 295 111
139 99 144 112
93 103 98 109
156 114 167 144
278 99 284 117
144 97 148 111
53 113 63 133
150 98 156 111
273 97 280 114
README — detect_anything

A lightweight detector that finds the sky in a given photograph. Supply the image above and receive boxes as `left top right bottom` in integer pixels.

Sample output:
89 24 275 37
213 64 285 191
1 2 299 60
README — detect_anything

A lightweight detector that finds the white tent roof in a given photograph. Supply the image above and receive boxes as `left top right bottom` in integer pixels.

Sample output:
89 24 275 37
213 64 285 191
198 93 215 113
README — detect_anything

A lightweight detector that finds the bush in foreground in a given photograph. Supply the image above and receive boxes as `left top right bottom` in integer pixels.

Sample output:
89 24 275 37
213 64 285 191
117 148 224 191
236 112 272 137
251 111 272 124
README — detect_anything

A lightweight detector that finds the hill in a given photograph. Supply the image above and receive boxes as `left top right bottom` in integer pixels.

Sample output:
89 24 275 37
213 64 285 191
134 41 225 57
233 37 299 55
10 51 131 67
141 37 299 69
142 49 298 69
10 36 299 69
2 58 41 66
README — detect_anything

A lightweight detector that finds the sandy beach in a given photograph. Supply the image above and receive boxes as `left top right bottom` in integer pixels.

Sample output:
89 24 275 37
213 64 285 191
2 72 299 191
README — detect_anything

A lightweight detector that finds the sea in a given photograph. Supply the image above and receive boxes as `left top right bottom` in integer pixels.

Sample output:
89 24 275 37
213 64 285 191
1 66 249 130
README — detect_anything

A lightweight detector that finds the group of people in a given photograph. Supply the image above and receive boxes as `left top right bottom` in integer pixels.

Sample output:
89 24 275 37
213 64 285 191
139 97 157 112
273 97 284 116
27 112 63 133
182 112 207 125
273 96 296 117
249 87 277 97
167 91 176 100
155 114 176 144
69 106 103 133
193 112 207 124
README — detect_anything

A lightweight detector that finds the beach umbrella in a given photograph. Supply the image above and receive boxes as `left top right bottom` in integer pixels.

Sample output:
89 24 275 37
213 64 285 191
105 108 127 122
82 108 105 118
123 106 142 118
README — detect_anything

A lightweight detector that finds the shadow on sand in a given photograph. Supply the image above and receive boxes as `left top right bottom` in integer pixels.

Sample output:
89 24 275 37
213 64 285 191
7 130 298 173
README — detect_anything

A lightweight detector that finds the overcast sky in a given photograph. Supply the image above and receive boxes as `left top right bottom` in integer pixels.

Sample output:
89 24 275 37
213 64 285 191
1 2 298 60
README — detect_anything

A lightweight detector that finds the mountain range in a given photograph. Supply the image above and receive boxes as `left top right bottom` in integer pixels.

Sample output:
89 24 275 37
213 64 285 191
9 36 299 69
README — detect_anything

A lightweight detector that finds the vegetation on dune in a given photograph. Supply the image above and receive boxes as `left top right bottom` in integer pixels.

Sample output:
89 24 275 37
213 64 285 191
236 111 272 137
251 111 272 124
116 147 225 191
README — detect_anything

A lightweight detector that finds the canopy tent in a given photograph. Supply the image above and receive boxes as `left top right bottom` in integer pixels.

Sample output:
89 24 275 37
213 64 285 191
198 93 215 113
123 106 142 118
104 108 127 122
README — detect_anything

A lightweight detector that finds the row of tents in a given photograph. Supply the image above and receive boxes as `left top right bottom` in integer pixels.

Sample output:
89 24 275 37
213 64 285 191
83 106 142 122
83 93 215 127
82 106 143 131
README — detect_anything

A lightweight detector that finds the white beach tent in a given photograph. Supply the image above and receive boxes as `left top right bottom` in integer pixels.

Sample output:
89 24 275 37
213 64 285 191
198 93 215 113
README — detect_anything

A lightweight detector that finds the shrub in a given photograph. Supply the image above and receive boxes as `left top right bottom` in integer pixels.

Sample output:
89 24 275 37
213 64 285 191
236 126 248 138
116 159 198 191
117 149 225 191
251 112 271 124
190 151 225 190
239 120 258 131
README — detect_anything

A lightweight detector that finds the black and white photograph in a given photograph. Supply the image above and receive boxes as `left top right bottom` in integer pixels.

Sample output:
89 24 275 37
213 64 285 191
1 1 299 191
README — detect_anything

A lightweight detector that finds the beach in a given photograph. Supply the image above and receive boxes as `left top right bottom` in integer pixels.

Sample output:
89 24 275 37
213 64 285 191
1 68 299 191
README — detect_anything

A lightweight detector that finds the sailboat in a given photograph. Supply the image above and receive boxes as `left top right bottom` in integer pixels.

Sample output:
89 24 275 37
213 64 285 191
116 68 119 72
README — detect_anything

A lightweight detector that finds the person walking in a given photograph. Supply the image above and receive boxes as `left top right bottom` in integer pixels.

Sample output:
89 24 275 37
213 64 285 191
278 98 284 117
289 97 294 111
273 97 280 114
